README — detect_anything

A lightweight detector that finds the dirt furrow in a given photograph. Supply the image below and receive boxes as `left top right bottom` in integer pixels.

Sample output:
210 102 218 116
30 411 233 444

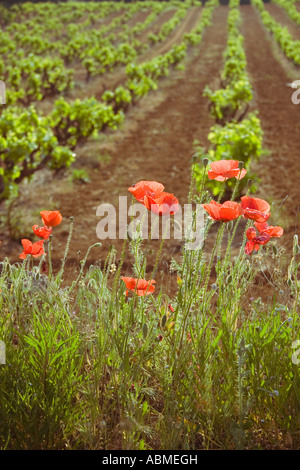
141 6 203 60
241 5 300 242
265 3 300 40
137 7 177 44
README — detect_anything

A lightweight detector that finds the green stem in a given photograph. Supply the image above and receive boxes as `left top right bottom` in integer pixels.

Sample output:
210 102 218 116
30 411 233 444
57 216 74 285
48 236 53 280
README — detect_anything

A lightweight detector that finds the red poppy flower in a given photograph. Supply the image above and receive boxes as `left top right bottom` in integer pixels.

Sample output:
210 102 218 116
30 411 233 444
40 211 62 227
128 181 179 215
121 277 156 296
208 160 247 181
32 225 52 240
245 228 270 255
19 239 45 259
240 196 270 223
202 200 243 222
254 222 284 238
245 221 283 255
146 192 179 215
128 181 165 201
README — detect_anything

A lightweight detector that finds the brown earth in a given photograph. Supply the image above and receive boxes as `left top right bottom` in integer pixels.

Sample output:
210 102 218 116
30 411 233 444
108 8 151 39
265 2 300 40
136 7 176 44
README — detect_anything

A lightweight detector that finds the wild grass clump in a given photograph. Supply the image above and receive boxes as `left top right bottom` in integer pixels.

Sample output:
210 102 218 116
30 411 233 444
0 162 299 450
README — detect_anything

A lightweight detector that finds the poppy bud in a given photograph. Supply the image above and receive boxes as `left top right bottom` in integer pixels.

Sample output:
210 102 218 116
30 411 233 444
272 244 278 256
173 219 182 232
202 157 209 168
293 235 299 256
192 154 198 164
161 314 167 328
142 323 148 340
226 274 232 284
287 279 292 288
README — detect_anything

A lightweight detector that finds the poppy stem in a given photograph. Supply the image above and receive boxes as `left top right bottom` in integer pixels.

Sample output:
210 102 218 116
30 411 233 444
217 184 226 204
37 253 46 273
219 216 241 278
234 219 251 267
188 159 202 204
48 236 53 280
69 242 101 293
110 237 127 326
56 216 74 285
149 221 169 284
230 170 242 201
203 223 225 293
22 256 29 273
132 214 159 286
199 161 208 203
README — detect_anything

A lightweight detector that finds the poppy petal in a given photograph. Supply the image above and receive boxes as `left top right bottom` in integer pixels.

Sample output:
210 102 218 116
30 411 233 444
246 227 257 241
40 211 62 227
208 160 247 181
128 181 165 202
21 239 32 252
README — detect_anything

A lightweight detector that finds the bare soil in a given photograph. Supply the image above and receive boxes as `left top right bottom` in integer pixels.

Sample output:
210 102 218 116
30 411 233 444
265 3 300 40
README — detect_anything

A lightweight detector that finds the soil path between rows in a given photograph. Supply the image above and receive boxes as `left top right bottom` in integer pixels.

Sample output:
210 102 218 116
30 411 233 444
0 6 229 294
265 3 300 40
241 5 300 244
